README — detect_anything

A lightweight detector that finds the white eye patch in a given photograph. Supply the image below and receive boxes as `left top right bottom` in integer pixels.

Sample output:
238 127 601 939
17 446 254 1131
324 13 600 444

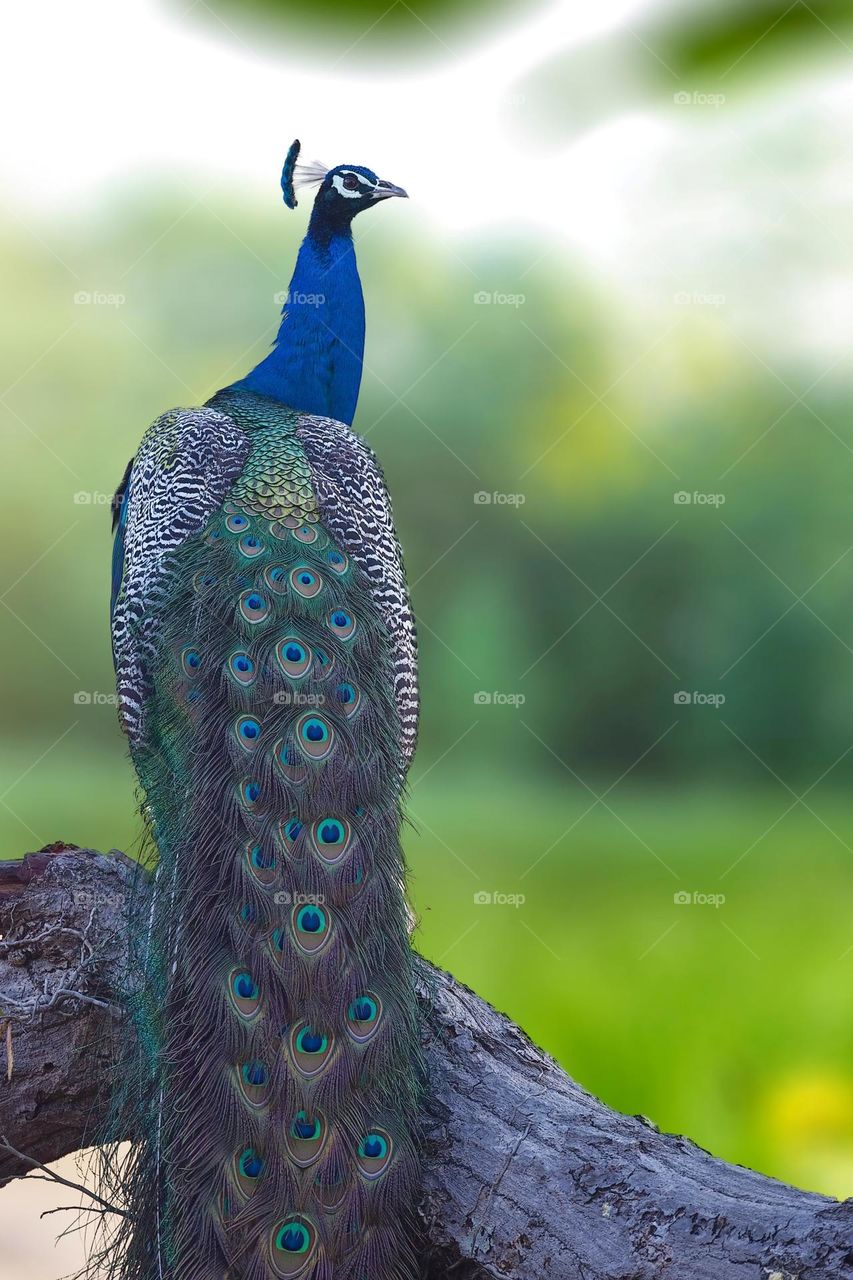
331 171 377 199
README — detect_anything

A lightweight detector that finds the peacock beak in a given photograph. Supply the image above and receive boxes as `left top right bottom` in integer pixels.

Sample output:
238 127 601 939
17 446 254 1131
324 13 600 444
372 179 408 200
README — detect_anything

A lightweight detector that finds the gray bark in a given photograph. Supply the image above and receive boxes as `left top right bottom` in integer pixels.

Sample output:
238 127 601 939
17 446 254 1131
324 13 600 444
0 846 850 1279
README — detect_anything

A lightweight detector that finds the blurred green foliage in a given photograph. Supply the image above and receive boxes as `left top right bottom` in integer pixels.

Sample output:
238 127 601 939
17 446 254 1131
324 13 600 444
178 0 853 73
649 0 853 79
0 183 851 1200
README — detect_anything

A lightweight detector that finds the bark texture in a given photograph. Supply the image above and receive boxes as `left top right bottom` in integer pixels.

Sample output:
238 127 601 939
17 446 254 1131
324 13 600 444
0 846 851 1279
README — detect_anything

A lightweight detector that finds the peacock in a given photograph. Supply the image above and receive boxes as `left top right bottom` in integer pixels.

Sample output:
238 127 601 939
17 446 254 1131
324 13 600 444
103 141 422 1280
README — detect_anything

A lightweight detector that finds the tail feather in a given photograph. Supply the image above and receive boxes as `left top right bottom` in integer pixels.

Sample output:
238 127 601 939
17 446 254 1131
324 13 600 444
97 509 421 1279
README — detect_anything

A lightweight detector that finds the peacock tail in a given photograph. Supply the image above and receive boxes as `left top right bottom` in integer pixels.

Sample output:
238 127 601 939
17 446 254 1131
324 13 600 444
98 388 422 1280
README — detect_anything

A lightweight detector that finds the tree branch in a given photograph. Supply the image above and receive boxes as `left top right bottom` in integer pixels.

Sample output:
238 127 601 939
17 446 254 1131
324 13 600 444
0 846 850 1279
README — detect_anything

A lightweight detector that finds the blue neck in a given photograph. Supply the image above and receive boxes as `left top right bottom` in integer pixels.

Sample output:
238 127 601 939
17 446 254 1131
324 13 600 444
228 219 365 427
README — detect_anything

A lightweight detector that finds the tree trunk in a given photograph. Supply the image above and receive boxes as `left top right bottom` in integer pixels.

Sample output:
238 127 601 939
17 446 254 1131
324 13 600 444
0 846 850 1279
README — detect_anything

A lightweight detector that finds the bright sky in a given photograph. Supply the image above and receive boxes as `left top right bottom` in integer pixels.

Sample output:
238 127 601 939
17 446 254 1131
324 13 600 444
0 0 665 237
3 0 852 356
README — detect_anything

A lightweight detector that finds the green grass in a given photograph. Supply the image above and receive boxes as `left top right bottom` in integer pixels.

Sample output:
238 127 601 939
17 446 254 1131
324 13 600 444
407 774 853 1198
2 750 851 1197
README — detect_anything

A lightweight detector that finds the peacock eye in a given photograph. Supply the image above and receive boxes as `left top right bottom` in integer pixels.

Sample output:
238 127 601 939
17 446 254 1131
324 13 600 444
342 173 359 190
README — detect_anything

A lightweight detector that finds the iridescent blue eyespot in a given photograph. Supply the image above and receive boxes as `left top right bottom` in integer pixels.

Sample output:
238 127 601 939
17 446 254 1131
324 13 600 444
291 1112 321 1140
227 650 256 686
326 549 349 575
275 636 312 679
328 608 356 640
289 1021 334 1076
346 992 383 1044
290 566 323 599
296 714 335 761
297 1028 327 1055
292 902 331 954
360 1134 387 1160
181 647 202 677
296 905 324 934
239 779 262 811
285 1109 327 1169
265 565 289 594
228 967 262 1019
239 590 270 623
334 681 361 717
239 1148 264 1179
356 1128 393 1179
247 841 276 886
238 1059 269 1106
242 1061 267 1087
235 716 262 750
310 816 352 865
239 533 265 558
274 738 309 784
226 513 249 533
272 1219 315 1258
292 524 318 544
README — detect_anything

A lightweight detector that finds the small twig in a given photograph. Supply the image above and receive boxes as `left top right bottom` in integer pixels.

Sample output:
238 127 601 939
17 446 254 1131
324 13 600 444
0 985 122 1021
0 1136 128 1218
0 924 90 952
44 989 123 1016
40 1202 118 1221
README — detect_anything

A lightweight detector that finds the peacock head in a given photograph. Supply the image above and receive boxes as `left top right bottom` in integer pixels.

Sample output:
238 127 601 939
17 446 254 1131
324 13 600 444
282 140 407 229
